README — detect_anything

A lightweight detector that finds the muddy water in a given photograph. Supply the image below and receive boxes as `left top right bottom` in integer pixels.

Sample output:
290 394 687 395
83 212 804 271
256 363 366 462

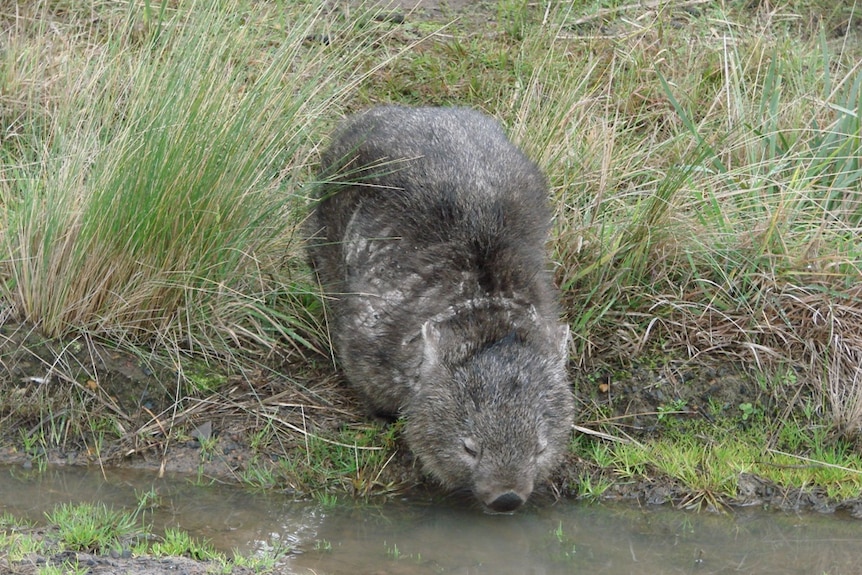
2 465 860 574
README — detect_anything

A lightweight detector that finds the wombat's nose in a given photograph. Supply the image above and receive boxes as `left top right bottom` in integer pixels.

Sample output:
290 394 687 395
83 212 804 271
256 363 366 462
488 491 525 513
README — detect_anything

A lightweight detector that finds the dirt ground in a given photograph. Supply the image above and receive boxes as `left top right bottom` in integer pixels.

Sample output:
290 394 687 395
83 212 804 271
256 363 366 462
2 552 257 575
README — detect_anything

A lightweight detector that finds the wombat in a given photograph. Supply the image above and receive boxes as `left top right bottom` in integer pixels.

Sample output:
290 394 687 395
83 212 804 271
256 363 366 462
307 105 574 513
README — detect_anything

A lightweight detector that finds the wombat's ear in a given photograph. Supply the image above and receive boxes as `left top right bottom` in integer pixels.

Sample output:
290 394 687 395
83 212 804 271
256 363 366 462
419 321 443 382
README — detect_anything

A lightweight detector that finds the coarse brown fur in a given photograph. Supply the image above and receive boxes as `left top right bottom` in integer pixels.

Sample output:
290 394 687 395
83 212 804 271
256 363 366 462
307 105 574 512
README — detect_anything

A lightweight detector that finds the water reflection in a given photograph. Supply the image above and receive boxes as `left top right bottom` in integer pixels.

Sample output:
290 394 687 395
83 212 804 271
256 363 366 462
298 499 862 575
1 465 860 574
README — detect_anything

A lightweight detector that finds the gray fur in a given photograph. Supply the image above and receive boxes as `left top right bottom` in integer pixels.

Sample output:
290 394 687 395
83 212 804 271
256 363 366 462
307 105 574 512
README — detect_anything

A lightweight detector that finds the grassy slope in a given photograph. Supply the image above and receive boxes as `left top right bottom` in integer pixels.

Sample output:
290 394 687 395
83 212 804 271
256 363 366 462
1 0 862 516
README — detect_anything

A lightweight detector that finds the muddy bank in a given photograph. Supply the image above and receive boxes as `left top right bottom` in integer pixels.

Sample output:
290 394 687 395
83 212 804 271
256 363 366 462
2 550 255 575
2 318 857 515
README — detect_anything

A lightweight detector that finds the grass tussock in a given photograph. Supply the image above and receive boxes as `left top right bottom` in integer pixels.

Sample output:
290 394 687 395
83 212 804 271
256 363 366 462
0 1 407 365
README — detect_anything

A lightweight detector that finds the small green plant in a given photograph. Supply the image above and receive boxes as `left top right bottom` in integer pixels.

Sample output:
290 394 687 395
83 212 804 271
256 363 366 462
150 527 221 562
587 441 615 467
189 466 216 487
134 487 162 516
0 512 33 529
738 402 758 421
239 459 279 490
182 360 229 394
1 531 46 562
18 428 47 471
196 435 220 460
37 562 89 575
131 538 151 558
248 426 274 453
314 539 333 552
612 443 650 479
231 547 284 571
657 399 688 421
577 473 612 500
381 539 422 563
314 491 339 508
274 424 394 498
45 502 141 553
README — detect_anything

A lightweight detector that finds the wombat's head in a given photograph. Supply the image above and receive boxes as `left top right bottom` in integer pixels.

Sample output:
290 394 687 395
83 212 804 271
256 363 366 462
404 321 574 513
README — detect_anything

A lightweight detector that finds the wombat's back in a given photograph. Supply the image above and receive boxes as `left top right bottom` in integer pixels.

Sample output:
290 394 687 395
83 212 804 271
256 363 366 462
310 106 553 301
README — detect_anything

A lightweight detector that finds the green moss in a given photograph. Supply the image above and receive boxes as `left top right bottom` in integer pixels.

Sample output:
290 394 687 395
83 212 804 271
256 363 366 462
578 415 862 508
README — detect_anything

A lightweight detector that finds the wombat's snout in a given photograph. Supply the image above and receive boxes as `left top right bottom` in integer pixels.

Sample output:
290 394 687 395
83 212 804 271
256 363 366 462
487 491 525 513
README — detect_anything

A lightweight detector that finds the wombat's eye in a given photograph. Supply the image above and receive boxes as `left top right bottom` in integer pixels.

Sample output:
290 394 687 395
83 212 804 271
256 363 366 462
462 438 479 458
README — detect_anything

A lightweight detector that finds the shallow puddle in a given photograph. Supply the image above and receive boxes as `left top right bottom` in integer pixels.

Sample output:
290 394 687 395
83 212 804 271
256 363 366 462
1 464 860 574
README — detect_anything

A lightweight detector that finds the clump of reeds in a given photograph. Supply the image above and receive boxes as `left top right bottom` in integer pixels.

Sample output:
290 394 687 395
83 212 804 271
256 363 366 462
0 1 399 365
